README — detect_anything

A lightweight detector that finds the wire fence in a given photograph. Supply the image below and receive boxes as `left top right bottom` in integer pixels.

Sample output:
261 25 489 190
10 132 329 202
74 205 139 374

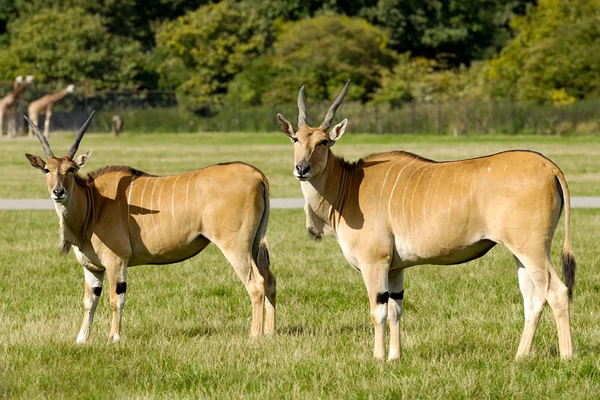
2 82 599 135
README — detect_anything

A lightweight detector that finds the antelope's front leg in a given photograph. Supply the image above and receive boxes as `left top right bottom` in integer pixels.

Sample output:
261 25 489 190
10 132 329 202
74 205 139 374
387 269 404 361
77 267 105 344
360 262 390 360
106 260 128 342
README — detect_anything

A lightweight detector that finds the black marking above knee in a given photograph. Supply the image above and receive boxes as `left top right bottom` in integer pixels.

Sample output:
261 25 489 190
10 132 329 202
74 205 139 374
92 286 102 296
376 292 389 304
116 282 127 295
390 290 404 300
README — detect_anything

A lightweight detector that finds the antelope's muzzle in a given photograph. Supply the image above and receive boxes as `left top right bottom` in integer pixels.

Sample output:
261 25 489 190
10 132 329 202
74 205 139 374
51 187 67 201
294 160 311 180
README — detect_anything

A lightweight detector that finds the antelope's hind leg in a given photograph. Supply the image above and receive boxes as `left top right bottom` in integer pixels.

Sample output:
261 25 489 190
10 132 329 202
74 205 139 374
511 251 572 359
220 245 266 337
263 264 276 335
514 257 546 358
77 267 105 344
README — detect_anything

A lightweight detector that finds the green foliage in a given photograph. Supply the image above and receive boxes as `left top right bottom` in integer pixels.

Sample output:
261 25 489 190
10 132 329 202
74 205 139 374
156 0 272 113
12 0 210 50
230 15 396 106
4 7 146 89
485 0 600 102
373 54 489 105
358 0 535 66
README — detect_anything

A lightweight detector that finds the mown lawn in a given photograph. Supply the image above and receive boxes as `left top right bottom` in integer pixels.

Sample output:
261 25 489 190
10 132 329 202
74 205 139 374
2 131 600 198
1 208 599 398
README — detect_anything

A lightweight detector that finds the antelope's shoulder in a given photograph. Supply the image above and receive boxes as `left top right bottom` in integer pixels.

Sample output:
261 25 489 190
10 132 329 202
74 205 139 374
340 151 435 172
79 165 151 185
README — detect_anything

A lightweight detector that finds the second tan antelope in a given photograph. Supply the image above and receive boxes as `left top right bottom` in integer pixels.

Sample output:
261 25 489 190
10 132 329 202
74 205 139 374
25 112 276 342
276 81 575 361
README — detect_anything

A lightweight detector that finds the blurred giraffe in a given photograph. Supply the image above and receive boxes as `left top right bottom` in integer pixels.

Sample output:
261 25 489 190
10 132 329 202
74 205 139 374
0 75 33 137
28 84 75 138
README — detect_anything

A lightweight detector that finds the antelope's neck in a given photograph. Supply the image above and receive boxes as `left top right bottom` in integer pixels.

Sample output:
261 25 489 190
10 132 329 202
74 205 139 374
300 150 347 235
54 182 92 248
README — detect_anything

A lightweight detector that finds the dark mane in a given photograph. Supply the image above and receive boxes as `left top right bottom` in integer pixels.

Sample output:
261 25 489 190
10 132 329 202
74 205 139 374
337 150 436 171
74 165 152 186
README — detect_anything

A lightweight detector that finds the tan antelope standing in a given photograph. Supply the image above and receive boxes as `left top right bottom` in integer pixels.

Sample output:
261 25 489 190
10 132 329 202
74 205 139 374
25 112 276 342
276 81 575 361
28 84 75 138
0 75 33 137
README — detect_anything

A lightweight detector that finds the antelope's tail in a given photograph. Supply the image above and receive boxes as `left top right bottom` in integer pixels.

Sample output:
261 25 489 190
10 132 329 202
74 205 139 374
253 178 271 282
555 169 576 301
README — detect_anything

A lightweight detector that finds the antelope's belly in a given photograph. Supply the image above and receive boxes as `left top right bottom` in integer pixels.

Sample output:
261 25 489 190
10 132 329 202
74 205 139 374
130 228 211 266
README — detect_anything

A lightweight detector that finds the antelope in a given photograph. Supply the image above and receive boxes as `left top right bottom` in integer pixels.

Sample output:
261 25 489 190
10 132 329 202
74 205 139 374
25 112 276 343
276 81 575 361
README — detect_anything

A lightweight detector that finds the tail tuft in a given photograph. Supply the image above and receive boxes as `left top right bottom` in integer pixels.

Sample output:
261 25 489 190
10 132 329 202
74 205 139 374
256 239 270 281
561 249 576 301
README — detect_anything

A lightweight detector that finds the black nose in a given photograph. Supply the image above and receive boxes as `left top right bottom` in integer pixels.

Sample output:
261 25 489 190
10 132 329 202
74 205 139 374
295 161 310 176
53 188 65 198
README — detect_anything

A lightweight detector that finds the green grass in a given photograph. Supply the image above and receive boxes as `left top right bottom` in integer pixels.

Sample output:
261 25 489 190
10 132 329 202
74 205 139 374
2 132 600 397
1 208 599 398
3 131 600 198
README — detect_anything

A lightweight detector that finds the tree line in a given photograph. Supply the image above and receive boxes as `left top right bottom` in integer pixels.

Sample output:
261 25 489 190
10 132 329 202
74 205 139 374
0 0 597 115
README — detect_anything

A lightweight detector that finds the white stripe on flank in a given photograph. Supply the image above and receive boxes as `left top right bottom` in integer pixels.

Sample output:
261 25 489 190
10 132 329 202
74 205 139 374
149 179 158 232
409 164 435 236
156 179 168 242
126 174 136 237
430 164 447 216
171 175 182 223
139 177 150 232
447 167 462 225
387 159 417 224
185 174 191 212
401 163 427 229
115 172 123 233
459 168 468 206
379 155 406 212
422 164 439 221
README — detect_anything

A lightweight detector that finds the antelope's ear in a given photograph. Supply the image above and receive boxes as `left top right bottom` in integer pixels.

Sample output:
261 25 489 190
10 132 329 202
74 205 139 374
329 118 348 143
76 150 92 168
277 113 295 140
25 153 46 171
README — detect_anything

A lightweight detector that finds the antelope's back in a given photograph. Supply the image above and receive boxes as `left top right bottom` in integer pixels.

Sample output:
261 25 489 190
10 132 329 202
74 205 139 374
91 163 268 264
343 150 564 264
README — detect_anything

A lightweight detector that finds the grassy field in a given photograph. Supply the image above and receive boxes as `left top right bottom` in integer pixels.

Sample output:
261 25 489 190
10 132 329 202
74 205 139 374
1 132 600 398
2 131 600 198
1 208 599 398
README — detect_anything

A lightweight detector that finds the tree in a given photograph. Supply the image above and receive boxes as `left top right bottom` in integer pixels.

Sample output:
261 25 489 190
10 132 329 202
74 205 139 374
373 53 486 106
11 0 210 51
2 7 146 89
156 0 273 113
358 0 536 67
485 0 600 102
230 14 396 106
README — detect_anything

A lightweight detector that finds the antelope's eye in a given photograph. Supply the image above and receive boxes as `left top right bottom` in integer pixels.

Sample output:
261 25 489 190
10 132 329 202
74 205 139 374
318 140 329 146
43 168 50 174
292 137 298 143
67 167 77 174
